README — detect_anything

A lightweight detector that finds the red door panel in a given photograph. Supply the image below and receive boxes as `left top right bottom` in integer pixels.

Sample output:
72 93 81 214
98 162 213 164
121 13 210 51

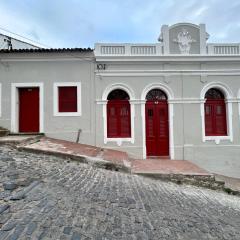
157 103 169 156
146 101 169 157
19 88 39 133
145 105 156 156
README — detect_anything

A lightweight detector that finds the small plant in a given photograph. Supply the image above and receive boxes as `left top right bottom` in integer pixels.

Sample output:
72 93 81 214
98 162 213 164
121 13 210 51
224 188 233 194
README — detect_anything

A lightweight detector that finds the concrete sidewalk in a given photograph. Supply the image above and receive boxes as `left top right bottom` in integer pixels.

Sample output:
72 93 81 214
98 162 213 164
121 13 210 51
18 137 131 172
132 159 209 175
19 137 210 175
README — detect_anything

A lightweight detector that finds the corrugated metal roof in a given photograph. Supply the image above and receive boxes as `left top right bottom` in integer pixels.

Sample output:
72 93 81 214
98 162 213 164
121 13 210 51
0 48 93 53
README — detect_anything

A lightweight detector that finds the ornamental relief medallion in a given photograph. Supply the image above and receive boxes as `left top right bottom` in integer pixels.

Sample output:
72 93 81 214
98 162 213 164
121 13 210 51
173 28 196 54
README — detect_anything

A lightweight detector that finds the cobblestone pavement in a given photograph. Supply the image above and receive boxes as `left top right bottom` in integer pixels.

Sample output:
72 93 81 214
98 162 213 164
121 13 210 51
0 146 240 240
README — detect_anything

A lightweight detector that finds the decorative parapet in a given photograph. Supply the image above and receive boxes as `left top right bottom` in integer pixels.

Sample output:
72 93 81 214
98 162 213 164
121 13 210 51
95 43 163 56
207 44 240 55
95 43 240 57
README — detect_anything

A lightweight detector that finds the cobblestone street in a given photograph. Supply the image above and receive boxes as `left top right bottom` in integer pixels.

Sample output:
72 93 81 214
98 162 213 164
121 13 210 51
0 146 240 240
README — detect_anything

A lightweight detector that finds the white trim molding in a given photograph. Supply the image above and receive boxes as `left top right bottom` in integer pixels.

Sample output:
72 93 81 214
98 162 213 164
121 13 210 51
102 83 135 146
11 82 44 133
96 69 240 77
200 82 233 144
0 84 2 117
102 83 135 100
238 89 240 125
53 82 82 117
141 83 175 159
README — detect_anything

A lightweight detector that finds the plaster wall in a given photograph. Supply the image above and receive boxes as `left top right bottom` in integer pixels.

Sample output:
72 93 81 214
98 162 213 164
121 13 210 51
0 52 95 145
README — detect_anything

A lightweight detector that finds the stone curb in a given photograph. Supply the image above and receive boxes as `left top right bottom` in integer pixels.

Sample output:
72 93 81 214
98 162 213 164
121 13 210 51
17 146 131 174
134 172 240 195
0 135 43 147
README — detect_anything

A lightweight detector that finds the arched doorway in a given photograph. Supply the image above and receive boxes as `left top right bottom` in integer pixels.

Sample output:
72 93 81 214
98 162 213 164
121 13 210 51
145 89 169 157
204 88 227 136
107 89 131 138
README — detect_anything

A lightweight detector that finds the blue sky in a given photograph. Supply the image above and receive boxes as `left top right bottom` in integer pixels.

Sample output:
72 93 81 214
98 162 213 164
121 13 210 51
0 0 240 48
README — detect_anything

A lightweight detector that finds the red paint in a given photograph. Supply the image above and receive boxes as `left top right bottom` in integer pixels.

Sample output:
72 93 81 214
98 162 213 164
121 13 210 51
107 100 131 138
205 99 227 136
146 100 169 157
58 86 77 112
19 88 39 133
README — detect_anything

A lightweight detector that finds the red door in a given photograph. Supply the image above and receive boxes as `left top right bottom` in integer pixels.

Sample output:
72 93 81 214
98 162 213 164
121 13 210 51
19 88 39 133
146 101 169 157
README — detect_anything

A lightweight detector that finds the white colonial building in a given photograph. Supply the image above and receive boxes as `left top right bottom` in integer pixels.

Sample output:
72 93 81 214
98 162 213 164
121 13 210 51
0 23 240 178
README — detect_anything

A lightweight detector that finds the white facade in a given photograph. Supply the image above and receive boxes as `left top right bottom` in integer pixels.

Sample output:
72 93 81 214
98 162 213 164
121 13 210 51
94 23 240 178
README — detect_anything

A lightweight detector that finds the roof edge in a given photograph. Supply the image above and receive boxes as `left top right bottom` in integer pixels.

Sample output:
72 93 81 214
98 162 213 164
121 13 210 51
0 48 93 53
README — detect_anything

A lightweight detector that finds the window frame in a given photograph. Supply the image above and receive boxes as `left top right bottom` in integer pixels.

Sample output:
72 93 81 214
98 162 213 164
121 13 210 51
200 83 233 144
53 82 81 117
101 84 135 146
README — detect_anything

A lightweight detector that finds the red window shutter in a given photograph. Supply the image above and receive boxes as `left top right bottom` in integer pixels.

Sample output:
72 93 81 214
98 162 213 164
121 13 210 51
205 100 227 136
107 100 131 138
119 104 131 137
58 87 77 112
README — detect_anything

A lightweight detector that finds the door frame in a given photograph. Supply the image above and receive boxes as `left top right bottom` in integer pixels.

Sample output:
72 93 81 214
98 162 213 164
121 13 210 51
11 83 44 133
141 83 174 159
145 100 169 157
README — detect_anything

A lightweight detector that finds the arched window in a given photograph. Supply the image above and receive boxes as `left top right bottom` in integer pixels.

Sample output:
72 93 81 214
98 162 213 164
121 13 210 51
107 89 131 138
205 88 227 136
146 89 167 101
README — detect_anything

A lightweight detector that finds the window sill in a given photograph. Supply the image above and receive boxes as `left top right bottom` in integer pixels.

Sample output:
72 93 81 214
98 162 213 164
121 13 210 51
54 112 81 117
204 136 232 144
105 137 134 146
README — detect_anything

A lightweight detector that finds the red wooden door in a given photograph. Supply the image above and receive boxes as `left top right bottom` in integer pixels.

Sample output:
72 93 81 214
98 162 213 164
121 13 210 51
19 88 39 132
146 101 169 157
